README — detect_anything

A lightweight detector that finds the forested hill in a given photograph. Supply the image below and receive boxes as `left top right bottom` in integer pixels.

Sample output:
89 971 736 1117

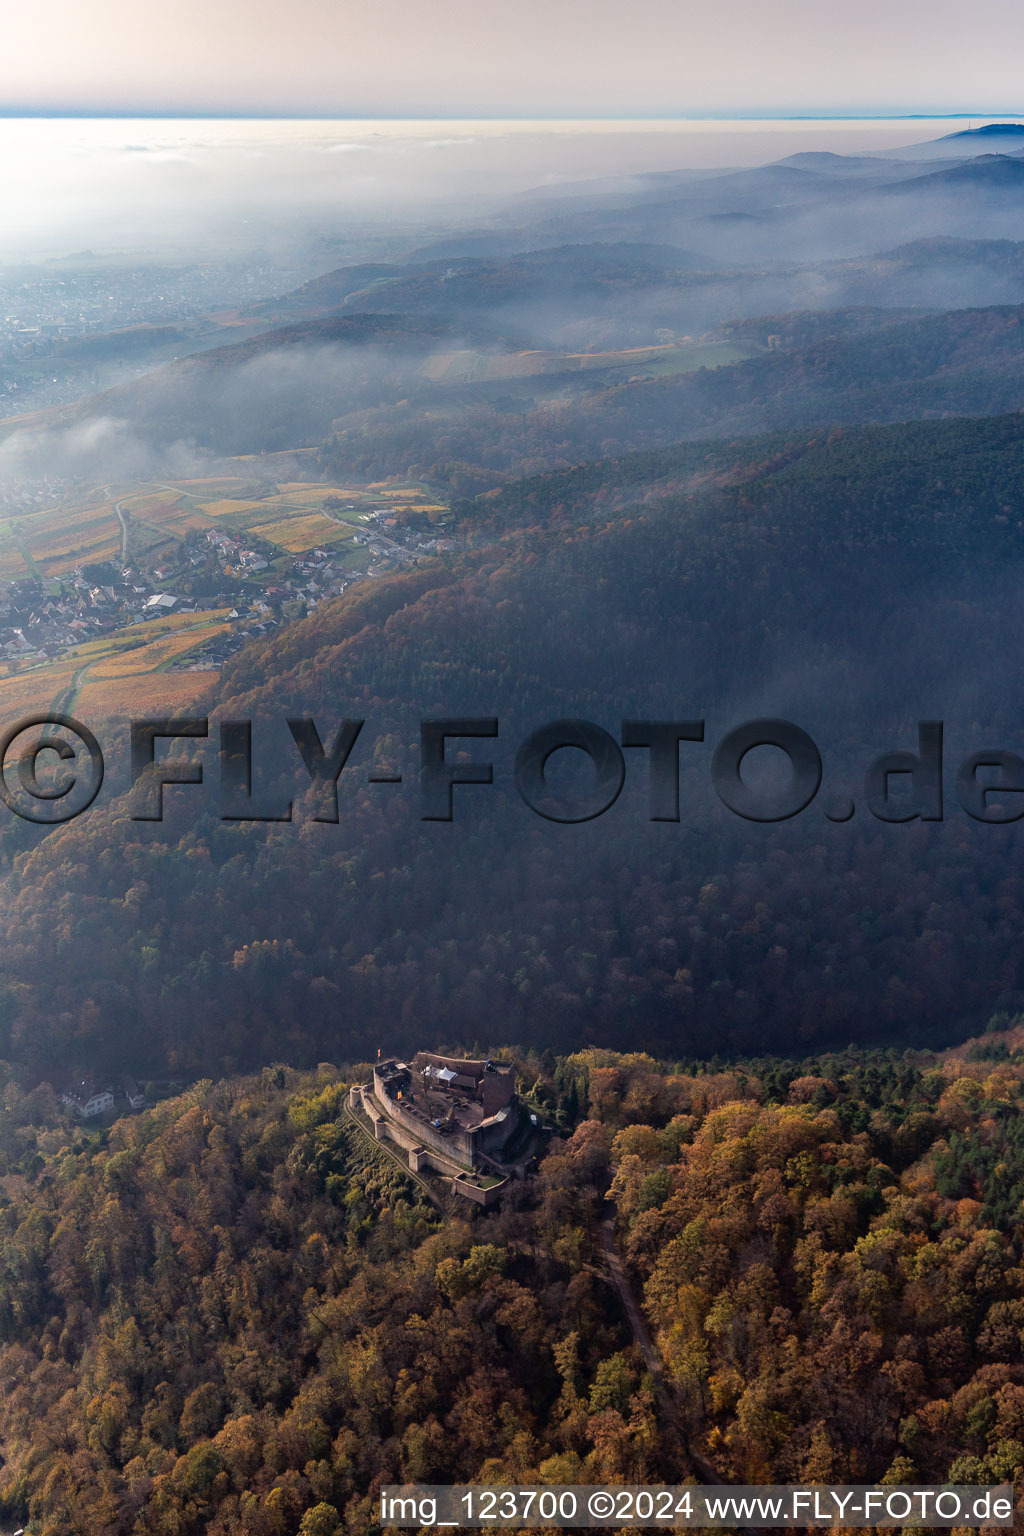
3 413 1024 1079
42 273 1024 481
2 1038 1024 1532
253 242 703 323
459 410 1024 536
73 313 530 453
273 237 1024 327
317 302 1024 491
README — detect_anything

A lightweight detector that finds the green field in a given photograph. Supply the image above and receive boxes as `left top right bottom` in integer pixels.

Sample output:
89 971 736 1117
423 337 762 386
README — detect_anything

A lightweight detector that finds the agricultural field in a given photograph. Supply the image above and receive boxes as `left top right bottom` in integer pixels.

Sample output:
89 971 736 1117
198 498 263 518
0 473 449 577
0 548 30 580
74 671 216 718
0 654 219 726
421 337 762 385
248 512 353 552
86 623 231 679
180 477 449 551
0 489 186 580
0 663 83 728
0 503 122 579
120 492 211 538
0 607 232 725
621 339 758 375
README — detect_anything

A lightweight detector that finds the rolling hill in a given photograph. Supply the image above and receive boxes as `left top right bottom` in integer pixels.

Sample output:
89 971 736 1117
39 284 1024 493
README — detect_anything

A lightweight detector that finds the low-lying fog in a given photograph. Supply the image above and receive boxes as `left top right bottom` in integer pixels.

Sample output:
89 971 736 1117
0 115 1019 263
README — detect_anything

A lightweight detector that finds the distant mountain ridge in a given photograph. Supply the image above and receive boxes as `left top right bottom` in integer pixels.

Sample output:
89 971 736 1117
942 122 1024 141
890 154 1024 193
879 121 1024 160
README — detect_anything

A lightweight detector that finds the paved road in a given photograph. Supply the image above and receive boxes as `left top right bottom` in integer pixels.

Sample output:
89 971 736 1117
113 497 130 563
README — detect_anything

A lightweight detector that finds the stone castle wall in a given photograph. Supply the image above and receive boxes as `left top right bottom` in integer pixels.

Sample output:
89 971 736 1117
352 1087 507 1205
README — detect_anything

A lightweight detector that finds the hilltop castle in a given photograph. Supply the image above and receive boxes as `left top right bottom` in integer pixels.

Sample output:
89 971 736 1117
351 1050 535 1203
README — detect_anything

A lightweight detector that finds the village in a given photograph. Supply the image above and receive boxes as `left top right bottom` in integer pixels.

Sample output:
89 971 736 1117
0 497 454 673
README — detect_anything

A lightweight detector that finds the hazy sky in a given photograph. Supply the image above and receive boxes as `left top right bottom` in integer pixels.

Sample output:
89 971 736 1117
3 0 1024 119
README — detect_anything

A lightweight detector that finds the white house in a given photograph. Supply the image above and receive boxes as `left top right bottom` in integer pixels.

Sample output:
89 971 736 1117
80 1089 115 1118
122 1076 146 1111
61 1085 115 1119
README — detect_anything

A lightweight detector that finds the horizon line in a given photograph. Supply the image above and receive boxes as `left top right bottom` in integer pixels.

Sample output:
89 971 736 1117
0 109 1021 123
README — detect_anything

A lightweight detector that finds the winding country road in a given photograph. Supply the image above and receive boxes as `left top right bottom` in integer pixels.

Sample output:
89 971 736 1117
601 1216 662 1375
113 497 130 563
